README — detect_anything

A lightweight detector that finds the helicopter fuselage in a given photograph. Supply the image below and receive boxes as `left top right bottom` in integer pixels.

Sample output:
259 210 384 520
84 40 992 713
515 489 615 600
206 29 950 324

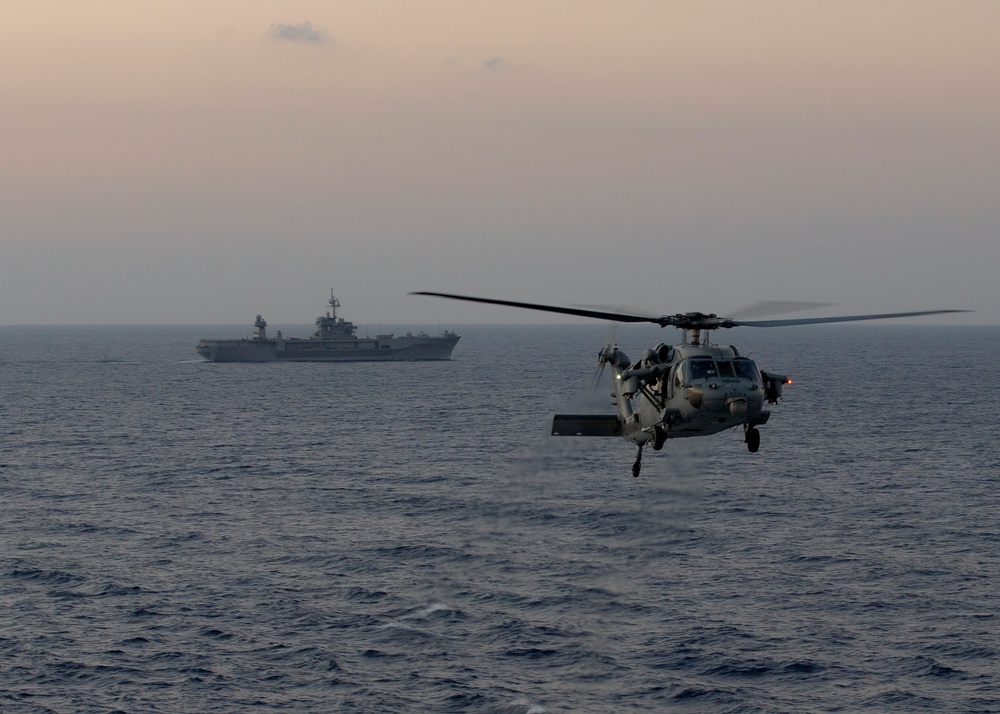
621 342 769 442
553 337 789 467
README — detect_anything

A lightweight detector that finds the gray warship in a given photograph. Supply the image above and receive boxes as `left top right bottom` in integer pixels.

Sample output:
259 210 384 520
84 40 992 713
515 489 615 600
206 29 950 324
196 291 460 362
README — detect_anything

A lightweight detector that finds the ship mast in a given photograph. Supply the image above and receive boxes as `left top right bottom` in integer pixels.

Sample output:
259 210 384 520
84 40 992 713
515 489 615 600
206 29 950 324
328 289 340 320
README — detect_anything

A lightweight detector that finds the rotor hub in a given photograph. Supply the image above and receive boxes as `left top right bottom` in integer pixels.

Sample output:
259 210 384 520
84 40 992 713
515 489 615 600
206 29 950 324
660 312 735 331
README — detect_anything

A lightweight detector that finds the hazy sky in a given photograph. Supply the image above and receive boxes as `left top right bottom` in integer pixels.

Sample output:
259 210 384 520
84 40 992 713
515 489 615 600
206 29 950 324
2 1 997 325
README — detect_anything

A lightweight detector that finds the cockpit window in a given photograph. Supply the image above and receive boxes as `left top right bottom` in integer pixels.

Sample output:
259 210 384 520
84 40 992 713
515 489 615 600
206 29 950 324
687 358 717 381
732 358 760 381
684 357 760 382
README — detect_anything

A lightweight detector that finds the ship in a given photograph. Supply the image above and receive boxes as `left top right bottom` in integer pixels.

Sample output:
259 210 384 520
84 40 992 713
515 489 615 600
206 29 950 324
196 291 460 362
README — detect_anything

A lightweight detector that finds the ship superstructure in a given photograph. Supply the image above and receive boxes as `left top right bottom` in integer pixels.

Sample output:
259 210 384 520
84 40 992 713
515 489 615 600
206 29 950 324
196 291 460 362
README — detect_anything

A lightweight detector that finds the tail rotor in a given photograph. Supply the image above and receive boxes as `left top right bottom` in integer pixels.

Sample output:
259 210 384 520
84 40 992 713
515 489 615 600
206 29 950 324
594 342 617 386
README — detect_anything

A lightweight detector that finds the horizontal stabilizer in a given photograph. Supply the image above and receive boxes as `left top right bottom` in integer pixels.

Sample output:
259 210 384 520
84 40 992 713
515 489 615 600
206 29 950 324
551 414 622 437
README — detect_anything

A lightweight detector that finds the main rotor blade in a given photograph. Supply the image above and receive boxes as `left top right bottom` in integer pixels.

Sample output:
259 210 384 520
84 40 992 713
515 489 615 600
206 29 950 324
411 292 662 324
734 309 970 328
414 292 971 330
571 303 662 320
727 301 838 321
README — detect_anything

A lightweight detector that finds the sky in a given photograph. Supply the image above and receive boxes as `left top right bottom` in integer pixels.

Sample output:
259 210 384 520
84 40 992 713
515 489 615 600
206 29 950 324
2 1 997 325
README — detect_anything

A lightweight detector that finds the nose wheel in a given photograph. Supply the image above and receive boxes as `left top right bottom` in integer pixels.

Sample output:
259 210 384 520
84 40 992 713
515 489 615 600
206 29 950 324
745 426 760 453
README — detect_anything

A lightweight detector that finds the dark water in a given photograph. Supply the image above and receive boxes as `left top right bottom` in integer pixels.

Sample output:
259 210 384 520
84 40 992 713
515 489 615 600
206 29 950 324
1 323 998 713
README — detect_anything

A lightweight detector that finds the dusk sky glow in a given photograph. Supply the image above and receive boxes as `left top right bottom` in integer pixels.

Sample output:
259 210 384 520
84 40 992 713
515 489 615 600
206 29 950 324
2 1 997 325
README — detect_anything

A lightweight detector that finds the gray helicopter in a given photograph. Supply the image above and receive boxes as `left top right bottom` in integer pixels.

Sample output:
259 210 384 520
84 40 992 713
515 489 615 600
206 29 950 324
414 291 969 476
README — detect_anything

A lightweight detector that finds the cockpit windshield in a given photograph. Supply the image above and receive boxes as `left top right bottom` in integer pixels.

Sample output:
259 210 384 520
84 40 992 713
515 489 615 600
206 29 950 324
732 358 760 381
687 358 717 381
684 357 760 382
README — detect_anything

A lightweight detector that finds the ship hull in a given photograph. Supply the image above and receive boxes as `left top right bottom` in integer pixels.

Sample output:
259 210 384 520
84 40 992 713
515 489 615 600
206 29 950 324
196 335 460 363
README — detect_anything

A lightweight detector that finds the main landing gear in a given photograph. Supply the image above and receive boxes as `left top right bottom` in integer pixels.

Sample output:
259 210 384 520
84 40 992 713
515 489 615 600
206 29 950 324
745 426 761 453
632 426 667 477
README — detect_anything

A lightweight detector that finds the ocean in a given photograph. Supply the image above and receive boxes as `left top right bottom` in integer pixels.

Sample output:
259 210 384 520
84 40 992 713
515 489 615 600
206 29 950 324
1 323 998 713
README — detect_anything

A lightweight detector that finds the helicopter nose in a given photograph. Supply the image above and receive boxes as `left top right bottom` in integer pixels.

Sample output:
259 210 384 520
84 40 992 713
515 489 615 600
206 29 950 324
727 398 748 417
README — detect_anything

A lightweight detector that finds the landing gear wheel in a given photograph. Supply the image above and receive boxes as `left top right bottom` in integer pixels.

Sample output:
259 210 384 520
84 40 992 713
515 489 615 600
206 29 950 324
652 426 667 451
745 427 760 453
632 445 643 477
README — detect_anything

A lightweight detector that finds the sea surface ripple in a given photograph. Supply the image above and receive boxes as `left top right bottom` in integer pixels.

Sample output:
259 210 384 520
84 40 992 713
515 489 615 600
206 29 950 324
1 323 998 712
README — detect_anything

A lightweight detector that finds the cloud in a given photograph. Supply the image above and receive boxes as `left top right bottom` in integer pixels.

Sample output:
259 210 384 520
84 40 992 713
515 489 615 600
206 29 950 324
268 21 328 44
482 56 506 70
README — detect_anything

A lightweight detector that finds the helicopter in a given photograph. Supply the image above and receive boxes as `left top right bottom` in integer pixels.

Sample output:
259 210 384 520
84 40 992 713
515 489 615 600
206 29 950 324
413 291 968 476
